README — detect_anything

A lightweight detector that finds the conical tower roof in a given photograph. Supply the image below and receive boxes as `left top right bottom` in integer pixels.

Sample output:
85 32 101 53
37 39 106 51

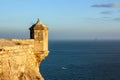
29 18 48 30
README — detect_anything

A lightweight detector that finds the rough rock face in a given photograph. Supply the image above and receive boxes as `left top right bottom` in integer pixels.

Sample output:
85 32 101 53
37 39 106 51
0 39 48 80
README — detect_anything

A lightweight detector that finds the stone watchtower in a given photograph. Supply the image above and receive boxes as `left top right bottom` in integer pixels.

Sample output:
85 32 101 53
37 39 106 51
0 18 49 80
29 18 49 61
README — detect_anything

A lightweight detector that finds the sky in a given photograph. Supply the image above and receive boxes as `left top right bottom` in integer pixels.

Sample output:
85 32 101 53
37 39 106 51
0 0 120 40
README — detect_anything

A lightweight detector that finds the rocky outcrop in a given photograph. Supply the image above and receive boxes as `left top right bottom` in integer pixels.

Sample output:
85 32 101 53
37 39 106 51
0 39 48 80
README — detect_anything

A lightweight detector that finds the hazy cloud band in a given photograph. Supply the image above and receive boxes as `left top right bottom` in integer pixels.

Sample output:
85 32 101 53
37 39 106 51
91 2 120 8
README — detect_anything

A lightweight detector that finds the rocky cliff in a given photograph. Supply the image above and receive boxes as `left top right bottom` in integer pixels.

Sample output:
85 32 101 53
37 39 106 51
0 39 48 80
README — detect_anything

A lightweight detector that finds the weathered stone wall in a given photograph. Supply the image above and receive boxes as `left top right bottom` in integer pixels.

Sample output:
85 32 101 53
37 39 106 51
11 39 34 45
0 39 48 80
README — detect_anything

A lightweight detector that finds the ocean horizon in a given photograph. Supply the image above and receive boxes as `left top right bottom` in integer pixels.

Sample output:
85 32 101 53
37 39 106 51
41 40 120 80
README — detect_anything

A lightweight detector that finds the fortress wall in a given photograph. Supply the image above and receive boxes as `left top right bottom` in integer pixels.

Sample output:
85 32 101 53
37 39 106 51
0 39 44 80
11 39 34 45
1 45 34 54
0 19 49 80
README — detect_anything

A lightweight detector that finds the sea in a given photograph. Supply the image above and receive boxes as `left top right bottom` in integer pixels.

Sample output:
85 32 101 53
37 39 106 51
40 40 120 80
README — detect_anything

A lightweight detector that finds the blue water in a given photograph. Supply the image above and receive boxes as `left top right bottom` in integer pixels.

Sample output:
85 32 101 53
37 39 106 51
40 40 120 80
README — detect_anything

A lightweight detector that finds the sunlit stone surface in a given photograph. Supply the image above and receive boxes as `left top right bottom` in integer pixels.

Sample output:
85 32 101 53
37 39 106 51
0 19 49 80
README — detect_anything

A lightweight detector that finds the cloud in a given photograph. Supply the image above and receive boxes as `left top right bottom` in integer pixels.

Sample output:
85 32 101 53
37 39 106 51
101 11 114 14
91 2 120 8
113 18 120 21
